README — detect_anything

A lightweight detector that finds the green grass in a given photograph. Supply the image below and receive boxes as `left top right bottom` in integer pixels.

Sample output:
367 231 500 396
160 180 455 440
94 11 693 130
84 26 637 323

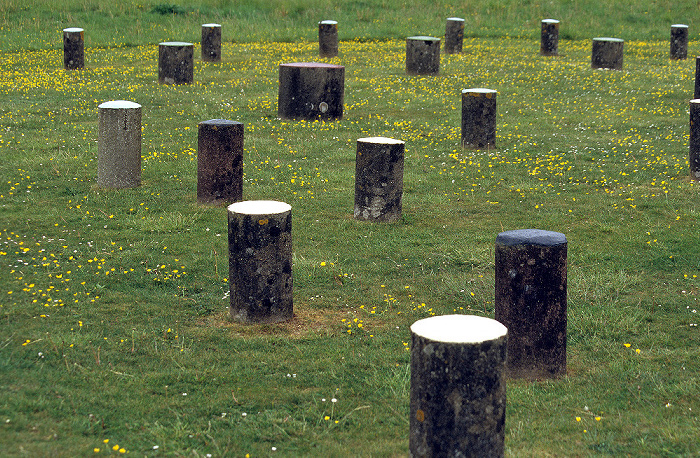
1 0 700 456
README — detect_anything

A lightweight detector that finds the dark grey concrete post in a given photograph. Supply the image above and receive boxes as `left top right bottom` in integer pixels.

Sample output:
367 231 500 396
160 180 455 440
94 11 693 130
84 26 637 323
461 88 497 149
228 200 293 324
671 24 688 60
197 119 243 205
494 229 567 380
278 62 345 120
319 20 339 58
410 314 507 458
158 41 194 84
406 36 440 74
97 100 142 189
540 19 559 56
689 99 700 180
63 27 84 70
202 23 222 62
354 137 404 222
444 17 465 54
591 37 624 70
694 57 700 99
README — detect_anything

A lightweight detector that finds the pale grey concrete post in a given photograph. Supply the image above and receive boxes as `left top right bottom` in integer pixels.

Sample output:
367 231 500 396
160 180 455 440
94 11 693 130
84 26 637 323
97 101 142 189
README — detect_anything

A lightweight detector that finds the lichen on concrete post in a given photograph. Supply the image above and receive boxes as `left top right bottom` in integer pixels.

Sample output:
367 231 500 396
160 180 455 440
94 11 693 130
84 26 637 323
97 100 142 189
63 27 84 70
444 18 465 54
406 36 440 74
591 37 624 70
461 88 497 149
410 314 508 458
540 19 559 56
354 137 404 222
689 99 700 180
319 20 338 58
494 229 567 380
197 119 243 205
202 24 222 62
228 200 293 324
158 41 194 84
278 62 345 120
670 24 688 60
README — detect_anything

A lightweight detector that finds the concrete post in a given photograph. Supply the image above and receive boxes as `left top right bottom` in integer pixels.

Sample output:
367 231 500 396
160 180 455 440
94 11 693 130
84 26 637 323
202 23 222 62
591 37 624 70
278 62 345 120
689 99 700 180
540 19 559 56
354 137 404 222
461 88 497 149
406 36 440 74
197 119 243 205
319 20 339 58
158 41 194 84
97 101 142 189
63 27 84 70
670 24 688 60
444 18 465 54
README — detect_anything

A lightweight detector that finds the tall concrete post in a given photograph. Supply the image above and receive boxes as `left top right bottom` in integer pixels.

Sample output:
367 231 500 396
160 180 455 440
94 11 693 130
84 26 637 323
63 27 84 70
202 24 222 62
97 101 142 189
197 119 243 205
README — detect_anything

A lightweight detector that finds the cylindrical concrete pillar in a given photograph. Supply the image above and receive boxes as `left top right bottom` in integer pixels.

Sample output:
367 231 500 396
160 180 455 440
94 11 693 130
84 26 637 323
228 200 293 324
694 57 700 99
591 37 624 70
689 99 700 180
197 119 243 205
410 314 508 458
671 24 688 60
319 20 339 58
202 23 222 62
444 18 465 54
354 137 404 222
406 36 440 74
63 27 84 70
494 229 567 380
461 88 497 149
158 41 194 84
540 19 559 56
97 100 142 189
278 62 345 120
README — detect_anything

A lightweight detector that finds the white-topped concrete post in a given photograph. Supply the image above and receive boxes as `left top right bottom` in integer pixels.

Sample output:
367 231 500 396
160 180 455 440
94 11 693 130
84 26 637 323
63 27 84 70
197 119 243 205
406 36 441 74
228 200 293 323
202 24 222 62
670 24 688 60
319 20 338 58
444 18 465 54
410 315 507 457
689 99 700 180
354 137 404 222
278 62 345 120
97 100 142 189
540 19 559 56
158 41 194 84
461 88 497 149
591 37 624 70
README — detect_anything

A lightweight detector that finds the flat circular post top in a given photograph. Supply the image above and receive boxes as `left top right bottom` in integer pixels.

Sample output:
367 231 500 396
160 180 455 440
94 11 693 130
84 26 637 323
408 36 440 42
447 17 465 22
542 19 560 24
672 24 689 28
280 62 344 69
228 200 292 215
463 88 497 94
159 41 194 46
357 136 404 145
199 119 242 126
690 99 700 104
320 20 338 25
496 228 567 247
63 27 84 33
202 23 221 28
98 100 141 109
593 37 624 42
411 315 507 343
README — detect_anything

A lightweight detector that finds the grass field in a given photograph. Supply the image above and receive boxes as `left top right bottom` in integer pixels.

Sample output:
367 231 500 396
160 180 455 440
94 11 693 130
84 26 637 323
1 1 699 456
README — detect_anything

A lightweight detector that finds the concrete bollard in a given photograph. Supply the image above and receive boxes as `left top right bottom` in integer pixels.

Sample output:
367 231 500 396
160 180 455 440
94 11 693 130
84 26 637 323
410 314 507 458
319 20 339 58
278 62 345 120
354 137 404 222
591 37 624 70
444 17 465 54
406 36 441 74
63 27 84 70
694 57 700 99
158 41 194 84
197 119 243 205
494 229 567 380
228 200 293 324
670 24 688 60
97 101 142 189
202 23 222 62
461 88 497 149
689 99 700 180
540 19 560 56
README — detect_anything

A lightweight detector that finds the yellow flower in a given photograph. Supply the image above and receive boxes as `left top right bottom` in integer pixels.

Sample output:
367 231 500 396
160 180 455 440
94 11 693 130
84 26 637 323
324 415 330 420
624 343 631 348
320 261 326 266
112 444 119 451
575 417 581 422
93 448 100 453
595 416 602 421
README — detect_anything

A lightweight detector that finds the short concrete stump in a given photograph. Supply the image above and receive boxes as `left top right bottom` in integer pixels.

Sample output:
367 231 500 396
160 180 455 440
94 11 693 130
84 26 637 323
694 57 700 99
591 37 623 70
158 41 194 84
197 119 243 205
540 19 559 56
494 229 567 380
444 18 465 54
97 100 142 189
406 36 440 74
689 99 700 180
319 20 338 58
670 24 688 60
202 23 222 62
228 200 293 324
410 314 507 458
278 62 345 120
354 137 404 222
63 27 84 70
461 88 497 149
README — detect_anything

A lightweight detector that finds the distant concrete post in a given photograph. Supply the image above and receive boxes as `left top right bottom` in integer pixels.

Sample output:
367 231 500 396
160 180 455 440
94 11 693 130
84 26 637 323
591 37 623 70
63 27 84 70
461 88 497 149
495 229 567 380
354 137 404 222
540 19 559 56
670 24 688 60
158 41 194 84
319 20 339 58
410 314 507 458
278 62 345 120
406 36 440 74
444 17 465 54
228 200 293 324
197 119 243 205
202 23 222 62
689 99 700 180
695 57 700 99
97 100 142 189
